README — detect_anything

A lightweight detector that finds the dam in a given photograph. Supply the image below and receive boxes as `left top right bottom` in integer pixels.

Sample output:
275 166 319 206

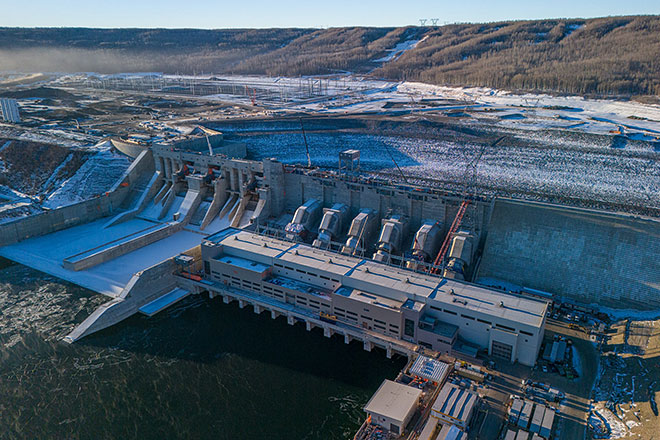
0 129 658 363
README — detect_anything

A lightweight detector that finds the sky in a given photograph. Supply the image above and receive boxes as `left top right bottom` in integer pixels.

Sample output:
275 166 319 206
0 0 658 28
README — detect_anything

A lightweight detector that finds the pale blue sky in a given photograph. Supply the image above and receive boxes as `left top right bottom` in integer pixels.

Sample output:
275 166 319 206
0 0 658 28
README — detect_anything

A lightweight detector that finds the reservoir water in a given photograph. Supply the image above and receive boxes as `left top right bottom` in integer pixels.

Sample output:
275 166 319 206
0 258 405 439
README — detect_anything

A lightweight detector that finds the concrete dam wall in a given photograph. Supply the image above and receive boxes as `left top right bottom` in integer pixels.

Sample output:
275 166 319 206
0 149 154 248
477 199 660 310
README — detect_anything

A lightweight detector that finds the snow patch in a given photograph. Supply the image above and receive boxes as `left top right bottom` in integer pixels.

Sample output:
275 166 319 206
374 36 427 62
595 407 628 439
42 146 132 209
566 24 584 36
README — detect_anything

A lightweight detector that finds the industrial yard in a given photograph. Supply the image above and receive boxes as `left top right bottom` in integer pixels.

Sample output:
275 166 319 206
1 72 659 222
1 69 659 440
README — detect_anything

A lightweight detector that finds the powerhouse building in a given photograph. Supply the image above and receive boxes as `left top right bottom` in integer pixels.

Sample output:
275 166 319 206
200 228 548 366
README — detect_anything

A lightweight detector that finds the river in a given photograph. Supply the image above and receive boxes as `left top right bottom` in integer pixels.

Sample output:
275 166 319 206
0 258 405 439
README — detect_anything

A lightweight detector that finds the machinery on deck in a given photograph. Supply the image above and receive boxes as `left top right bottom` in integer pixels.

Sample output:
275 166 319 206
406 221 443 270
341 209 378 256
313 203 349 248
442 230 474 280
373 215 409 263
285 199 322 241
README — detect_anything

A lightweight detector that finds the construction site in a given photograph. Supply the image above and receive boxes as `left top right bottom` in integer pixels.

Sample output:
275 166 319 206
1 71 659 440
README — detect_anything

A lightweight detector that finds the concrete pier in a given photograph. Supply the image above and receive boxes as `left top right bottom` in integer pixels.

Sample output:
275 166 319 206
64 258 179 342
185 278 417 358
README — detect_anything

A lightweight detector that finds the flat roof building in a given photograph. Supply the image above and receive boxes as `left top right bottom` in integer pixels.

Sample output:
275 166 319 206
540 408 555 438
363 379 422 435
530 404 546 433
431 383 478 429
409 356 451 384
509 397 524 424
417 417 439 440
436 424 466 440
201 228 548 366
0 98 20 123
518 400 533 429
516 430 530 440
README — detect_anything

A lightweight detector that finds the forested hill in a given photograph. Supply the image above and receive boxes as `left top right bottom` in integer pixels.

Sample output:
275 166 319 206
1 15 659 96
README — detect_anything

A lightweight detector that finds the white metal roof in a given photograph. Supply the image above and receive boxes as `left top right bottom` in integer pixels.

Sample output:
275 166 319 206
437 424 466 440
418 418 439 440
335 286 405 310
364 380 422 423
432 383 478 423
211 229 547 329
218 255 269 273
409 356 451 383
277 244 355 277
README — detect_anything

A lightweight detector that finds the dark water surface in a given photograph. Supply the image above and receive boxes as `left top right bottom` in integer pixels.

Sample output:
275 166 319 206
0 261 404 439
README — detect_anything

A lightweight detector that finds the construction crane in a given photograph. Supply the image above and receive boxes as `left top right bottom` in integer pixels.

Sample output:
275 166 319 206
299 118 312 168
428 136 505 274
244 85 257 106
429 200 470 274
205 133 213 156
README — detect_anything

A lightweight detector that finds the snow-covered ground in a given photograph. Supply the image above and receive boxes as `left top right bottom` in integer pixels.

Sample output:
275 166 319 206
287 79 660 140
0 185 32 204
594 405 629 439
374 37 427 62
42 143 132 209
45 71 660 142
4 71 660 218
241 130 660 210
0 184 39 224
0 211 232 296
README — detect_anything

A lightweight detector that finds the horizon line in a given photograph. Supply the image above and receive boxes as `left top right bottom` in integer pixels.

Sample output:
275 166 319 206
1 13 658 31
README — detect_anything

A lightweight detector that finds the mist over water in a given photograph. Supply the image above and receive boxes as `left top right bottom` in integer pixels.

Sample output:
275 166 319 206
0 262 404 439
0 48 175 74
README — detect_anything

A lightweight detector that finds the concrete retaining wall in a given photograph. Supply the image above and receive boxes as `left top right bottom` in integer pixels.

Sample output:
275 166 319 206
104 171 163 229
0 147 154 247
63 223 179 271
108 149 155 193
477 199 660 309
0 190 128 247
